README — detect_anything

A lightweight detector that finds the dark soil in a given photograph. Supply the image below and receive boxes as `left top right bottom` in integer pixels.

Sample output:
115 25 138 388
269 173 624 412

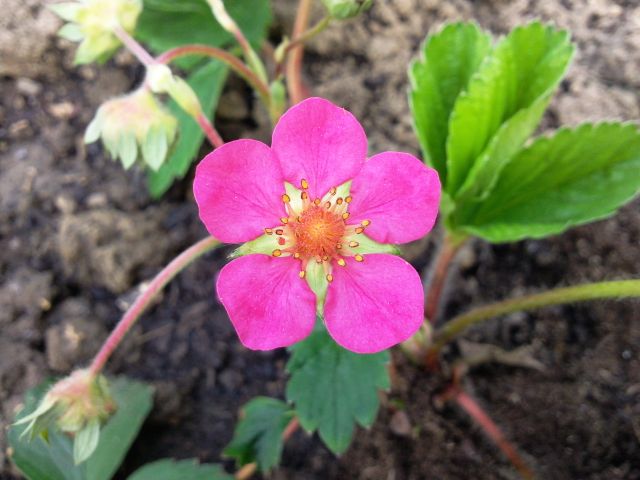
2 1 640 479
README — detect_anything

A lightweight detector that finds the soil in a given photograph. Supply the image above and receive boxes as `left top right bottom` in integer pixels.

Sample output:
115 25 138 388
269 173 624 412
1 0 640 479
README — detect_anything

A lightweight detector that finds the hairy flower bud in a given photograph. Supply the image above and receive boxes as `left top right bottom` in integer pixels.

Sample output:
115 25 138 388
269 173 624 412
14 369 116 464
321 0 373 19
85 88 178 171
49 0 142 64
147 64 203 119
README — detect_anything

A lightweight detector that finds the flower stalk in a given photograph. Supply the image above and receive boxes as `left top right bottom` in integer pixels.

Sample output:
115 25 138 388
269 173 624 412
286 0 313 104
89 236 220 375
427 279 640 361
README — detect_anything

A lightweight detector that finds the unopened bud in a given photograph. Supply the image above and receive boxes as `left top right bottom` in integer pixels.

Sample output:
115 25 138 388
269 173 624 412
146 64 202 119
14 369 116 464
85 88 178 171
49 0 142 65
321 0 373 19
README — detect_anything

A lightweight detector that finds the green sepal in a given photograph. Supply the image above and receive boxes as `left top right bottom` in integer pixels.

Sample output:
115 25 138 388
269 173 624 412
73 418 100 465
346 234 400 255
305 261 328 316
231 235 278 258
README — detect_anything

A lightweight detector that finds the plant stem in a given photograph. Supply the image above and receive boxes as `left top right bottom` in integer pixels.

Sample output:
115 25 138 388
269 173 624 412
428 279 640 360
196 112 225 149
286 0 313 104
157 45 270 102
425 234 466 325
89 237 221 376
453 389 535 479
285 16 331 56
234 417 300 480
112 26 155 67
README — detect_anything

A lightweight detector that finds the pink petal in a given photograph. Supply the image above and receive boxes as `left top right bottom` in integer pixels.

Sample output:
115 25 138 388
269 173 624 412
348 152 441 244
271 97 367 199
324 254 424 353
216 254 316 350
193 139 287 243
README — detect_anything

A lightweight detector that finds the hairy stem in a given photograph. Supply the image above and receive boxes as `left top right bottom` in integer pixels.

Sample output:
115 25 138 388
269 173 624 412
453 389 535 479
157 45 270 101
112 26 155 66
428 279 640 360
425 234 466 324
89 237 221 375
286 0 313 104
196 112 225 149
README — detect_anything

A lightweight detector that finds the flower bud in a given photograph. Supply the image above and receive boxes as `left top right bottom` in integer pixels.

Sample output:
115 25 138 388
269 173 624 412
147 64 203 119
49 0 142 64
321 0 372 19
14 369 116 464
85 88 178 171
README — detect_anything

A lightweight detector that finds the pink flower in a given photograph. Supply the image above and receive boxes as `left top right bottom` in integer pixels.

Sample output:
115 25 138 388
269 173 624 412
194 98 441 353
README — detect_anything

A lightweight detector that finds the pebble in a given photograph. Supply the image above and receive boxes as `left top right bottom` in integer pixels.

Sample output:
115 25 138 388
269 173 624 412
16 77 42 96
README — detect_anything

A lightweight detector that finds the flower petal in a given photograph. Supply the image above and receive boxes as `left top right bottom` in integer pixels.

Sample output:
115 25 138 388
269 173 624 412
193 139 287 243
272 97 367 199
324 254 424 353
217 254 317 350
348 152 441 244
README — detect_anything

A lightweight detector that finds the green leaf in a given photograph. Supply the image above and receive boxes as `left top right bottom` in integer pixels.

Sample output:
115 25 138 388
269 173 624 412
9 377 153 480
286 329 390 455
223 397 294 472
409 22 492 183
147 60 228 198
446 22 574 198
136 0 272 69
454 123 640 242
73 419 100 465
128 459 233 480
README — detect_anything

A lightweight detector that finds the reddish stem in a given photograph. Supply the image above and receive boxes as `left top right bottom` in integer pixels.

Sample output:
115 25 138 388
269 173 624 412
285 0 312 104
112 26 155 66
157 45 270 100
454 389 535 480
425 235 465 325
196 112 225 149
89 237 220 375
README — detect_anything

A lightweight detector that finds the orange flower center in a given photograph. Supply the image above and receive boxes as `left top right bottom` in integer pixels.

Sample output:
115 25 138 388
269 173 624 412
289 205 346 259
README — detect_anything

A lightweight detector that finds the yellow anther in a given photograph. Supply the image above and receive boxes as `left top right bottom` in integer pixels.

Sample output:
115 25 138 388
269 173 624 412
293 252 301 259
264 228 273 235
336 243 342 250
329 187 337 195
361 219 371 226
354 254 364 262
337 258 346 267
349 241 359 247
280 217 289 224
326 274 333 282
313 198 321 206
301 178 309 190
322 255 329 261
355 227 364 234
324 201 332 209
345 196 353 203
299 270 306 278
342 212 350 220
272 249 282 257
275 229 284 235
336 198 344 205
301 191 309 200
282 194 291 203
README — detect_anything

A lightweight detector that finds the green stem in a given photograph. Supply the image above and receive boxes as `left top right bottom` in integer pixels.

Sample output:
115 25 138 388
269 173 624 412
89 237 221 375
428 279 640 359
284 16 331 55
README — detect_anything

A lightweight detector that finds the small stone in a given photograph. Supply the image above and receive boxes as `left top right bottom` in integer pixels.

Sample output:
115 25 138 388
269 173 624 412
86 192 108 208
48 101 76 119
389 410 412 437
16 77 42 96
55 194 77 214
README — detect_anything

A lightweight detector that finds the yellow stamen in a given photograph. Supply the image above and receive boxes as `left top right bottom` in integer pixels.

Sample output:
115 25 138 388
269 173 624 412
349 241 359 247
272 249 282 257
301 178 309 190
326 274 333 282
354 254 364 262
337 258 346 267
282 194 291 203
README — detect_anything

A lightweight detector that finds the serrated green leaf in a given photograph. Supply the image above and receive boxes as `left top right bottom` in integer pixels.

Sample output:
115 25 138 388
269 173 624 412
454 123 640 242
136 0 272 70
224 397 294 472
128 459 233 480
446 22 574 198
73 419 100 465
147 60 227 198
9 377 153 480
409 22 492 183
286 329 390 455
